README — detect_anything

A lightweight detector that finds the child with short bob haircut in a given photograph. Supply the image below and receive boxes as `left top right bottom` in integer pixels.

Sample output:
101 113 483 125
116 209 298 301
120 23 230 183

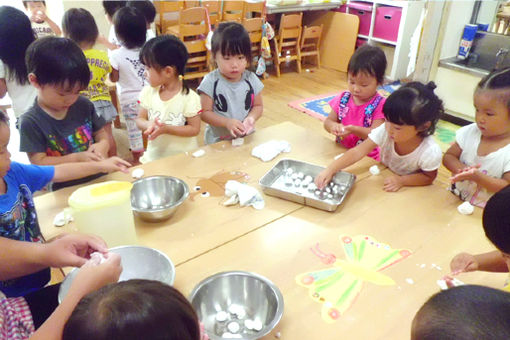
198 22 264 144
449 185 510 292
443 68 510 208
411 285 510 340
62 8 118 157
101 0 126 51
22 0 61 38
63 279 202 340
316 82 443 192
20 37 111 190
324 44 387 160
137 35 201 163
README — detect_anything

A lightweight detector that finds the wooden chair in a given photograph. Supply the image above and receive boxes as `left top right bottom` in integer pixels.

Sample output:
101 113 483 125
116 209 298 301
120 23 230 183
300 24 323 68
222 1 244 23
201 0 222 29
243 1 266 19
243 17 264 67
183 0 200 9
272 13 302 77
179 7 212 81
155 1 184 35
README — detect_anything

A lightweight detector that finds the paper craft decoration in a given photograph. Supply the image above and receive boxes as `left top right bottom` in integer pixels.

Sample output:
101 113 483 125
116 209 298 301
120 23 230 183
190 171 249 201
296 235 411 323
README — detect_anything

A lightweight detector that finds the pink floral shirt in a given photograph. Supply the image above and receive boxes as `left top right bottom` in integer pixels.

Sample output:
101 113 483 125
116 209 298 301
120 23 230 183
329 91 385 160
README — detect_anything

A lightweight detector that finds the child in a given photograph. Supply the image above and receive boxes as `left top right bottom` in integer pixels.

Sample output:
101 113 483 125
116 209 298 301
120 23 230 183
198 22 264 144
127 0 156 41
411 285 510 340
315 82 443 192
0 6 37 120
0 108 129 298
19 36 111 190
63 279 202 340
100 0 126 51
443 68 510 208
62 8 118 157
448 185 510 291
324 44 387 160
1 249 121 340
109 6 148 163
137 35 201 163
22 0 61 38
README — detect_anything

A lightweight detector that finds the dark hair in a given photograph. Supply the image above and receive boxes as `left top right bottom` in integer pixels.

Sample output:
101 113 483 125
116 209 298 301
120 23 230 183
383 81 443 137
140 35 190 94
25 36 90 90
127 0 156 25
62 280 201 340
62 8 99 46
477 67 510 112
113 7 147 49
483 185 510 254
22 1 46 8
0 109 8 124
348 44 387 84
0 6 36 85
412 285 510 340
102 0 126 18
212 22 251 64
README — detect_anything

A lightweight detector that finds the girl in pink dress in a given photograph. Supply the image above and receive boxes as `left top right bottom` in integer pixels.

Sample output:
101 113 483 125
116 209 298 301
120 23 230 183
324 44 387 160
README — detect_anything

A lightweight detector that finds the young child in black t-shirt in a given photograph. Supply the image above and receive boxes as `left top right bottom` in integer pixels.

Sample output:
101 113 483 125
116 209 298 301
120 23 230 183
19 37 114 190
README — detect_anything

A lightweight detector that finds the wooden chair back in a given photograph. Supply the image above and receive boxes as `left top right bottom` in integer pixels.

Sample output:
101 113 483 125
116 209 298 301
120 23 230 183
243 1 266 19
273 12 303 77
202 0 222 28
243 17 264 66
156 1 184 35
222 1 244 23
300 24 323 68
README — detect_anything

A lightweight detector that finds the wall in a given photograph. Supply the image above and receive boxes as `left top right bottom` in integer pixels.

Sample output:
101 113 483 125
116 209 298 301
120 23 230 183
439 0 474 60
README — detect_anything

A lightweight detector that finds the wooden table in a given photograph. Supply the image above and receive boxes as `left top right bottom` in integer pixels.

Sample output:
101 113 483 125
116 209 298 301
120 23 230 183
175 168 503 339
37 122 377 266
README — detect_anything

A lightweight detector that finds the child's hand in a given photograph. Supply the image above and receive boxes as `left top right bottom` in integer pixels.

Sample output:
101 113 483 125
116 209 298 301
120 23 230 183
44 233 108 268
330 123 345 137
144 118 165 141
98 157 131 173
66 252 122 301
77 150 103 162
450 252 478 275
226 118 245 138
383 175 404 192
242 116 255 135
450 165 481 183
315 168 334 189
200 322 210 340
88 142 108 160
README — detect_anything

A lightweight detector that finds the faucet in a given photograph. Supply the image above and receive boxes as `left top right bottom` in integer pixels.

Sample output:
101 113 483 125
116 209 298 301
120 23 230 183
495 48 509 70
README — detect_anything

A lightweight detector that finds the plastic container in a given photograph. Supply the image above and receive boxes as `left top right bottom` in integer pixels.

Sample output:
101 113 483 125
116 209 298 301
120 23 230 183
373 5 402 42
346 1 373 36
68 181 137 247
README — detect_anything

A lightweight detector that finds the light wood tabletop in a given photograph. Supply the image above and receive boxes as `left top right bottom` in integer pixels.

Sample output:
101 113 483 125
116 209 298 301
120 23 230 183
36 122 378 265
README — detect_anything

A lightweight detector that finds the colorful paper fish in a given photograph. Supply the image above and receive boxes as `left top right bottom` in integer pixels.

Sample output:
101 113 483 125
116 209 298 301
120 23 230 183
296 235 411 323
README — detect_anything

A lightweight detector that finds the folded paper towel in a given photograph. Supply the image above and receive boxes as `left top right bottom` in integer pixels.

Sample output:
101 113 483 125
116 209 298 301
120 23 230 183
224 180 265 209
251 140 291 162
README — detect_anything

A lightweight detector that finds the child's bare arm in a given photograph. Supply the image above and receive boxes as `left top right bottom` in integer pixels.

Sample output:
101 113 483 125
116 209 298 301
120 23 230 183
91 127 110 159
450 250 508 274
383 170 437 192
443 142 465 174
44 15 62 36
135 107 151 131
109 68 119 82
161 115 201 137
315 138 378 188
345 119 385 140
323 108 342 134
28 151 101 165
451 168 510 193
0 78 6 98
52 157 130 182
245 92 263 122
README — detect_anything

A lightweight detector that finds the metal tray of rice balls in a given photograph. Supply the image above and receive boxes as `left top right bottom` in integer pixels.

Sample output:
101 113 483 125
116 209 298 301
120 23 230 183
259 159 355 212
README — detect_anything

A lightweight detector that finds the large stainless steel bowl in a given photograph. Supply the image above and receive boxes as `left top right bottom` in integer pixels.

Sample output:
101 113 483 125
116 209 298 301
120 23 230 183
189 271 284 340
131 176 189 222
58 245 175 303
